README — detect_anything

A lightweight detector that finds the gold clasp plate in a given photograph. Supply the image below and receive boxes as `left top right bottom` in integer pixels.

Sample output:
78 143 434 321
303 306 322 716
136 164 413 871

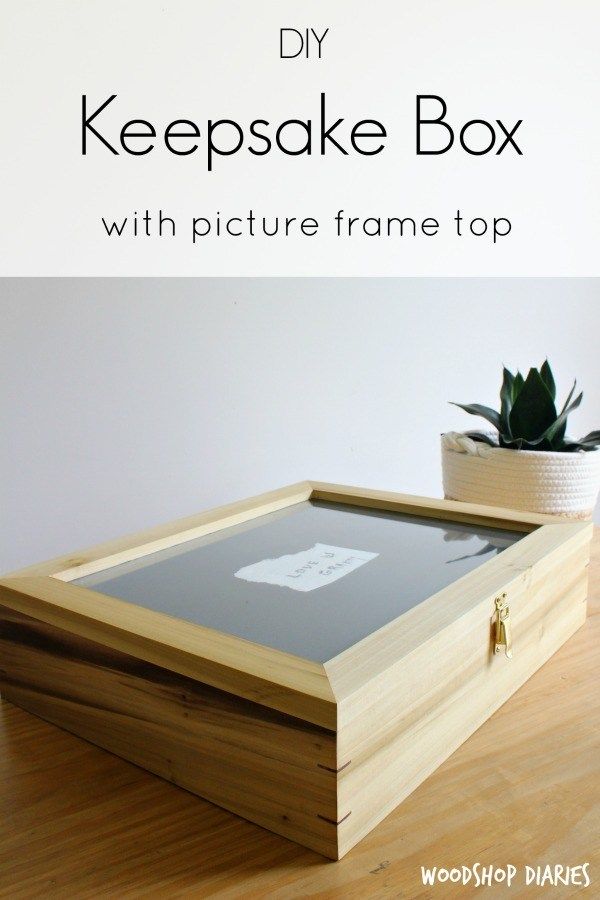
494 593 513 659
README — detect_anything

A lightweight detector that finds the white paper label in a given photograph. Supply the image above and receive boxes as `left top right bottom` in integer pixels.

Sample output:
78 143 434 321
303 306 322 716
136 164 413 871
234 543 378 592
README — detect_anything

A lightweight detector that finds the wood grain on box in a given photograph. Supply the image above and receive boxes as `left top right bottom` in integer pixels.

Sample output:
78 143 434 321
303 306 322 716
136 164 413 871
0 482 593 859
0 606 339 858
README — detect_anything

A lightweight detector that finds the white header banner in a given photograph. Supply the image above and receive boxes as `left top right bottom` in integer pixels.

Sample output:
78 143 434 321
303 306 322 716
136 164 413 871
1 1 598 275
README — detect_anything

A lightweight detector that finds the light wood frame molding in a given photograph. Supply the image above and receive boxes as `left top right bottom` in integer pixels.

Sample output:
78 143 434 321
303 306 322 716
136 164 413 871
0 481 592 729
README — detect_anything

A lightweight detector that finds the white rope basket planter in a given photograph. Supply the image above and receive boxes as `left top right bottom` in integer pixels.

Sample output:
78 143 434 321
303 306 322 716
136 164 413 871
441 432 600 518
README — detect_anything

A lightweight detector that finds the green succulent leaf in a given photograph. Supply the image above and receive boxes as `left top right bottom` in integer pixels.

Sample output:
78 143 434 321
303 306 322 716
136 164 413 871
577 430 600 445
548 379 577 448
449 363 598 454
464 430 498 446
562 443 595 452
508 368 557 443
540 360 556 400
562 430 600 452
551 423 567 449
543 390 583 446
513 371 525 398
506 390 583 450
499 433 521 447
501 436 525 449
450 402 501 432
499 367 515 437
502 367 514 394
559 380 577 416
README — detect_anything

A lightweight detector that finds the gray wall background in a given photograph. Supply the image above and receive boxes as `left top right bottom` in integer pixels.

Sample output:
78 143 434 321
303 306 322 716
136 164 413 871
1 278 598 572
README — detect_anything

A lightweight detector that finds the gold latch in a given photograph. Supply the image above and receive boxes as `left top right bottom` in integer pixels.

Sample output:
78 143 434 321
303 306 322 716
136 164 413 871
494 593 513 659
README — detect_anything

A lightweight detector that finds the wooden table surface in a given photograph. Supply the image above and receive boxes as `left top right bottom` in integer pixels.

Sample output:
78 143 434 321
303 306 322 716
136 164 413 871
1 532 598 899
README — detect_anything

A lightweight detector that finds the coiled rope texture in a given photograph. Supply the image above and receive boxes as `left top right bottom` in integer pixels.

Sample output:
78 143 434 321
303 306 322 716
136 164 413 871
441 432 600 518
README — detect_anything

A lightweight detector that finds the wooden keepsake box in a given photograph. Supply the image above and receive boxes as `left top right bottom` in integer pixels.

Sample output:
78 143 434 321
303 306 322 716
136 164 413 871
0 482 593 859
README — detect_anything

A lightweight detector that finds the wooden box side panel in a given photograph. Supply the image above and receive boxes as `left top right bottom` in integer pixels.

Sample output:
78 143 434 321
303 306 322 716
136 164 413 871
0 576 337 729
335 536 590 858
0 606 340 859
334 538 590 764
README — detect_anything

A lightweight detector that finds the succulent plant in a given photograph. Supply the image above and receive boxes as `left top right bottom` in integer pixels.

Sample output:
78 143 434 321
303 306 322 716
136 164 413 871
451 361 600 452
